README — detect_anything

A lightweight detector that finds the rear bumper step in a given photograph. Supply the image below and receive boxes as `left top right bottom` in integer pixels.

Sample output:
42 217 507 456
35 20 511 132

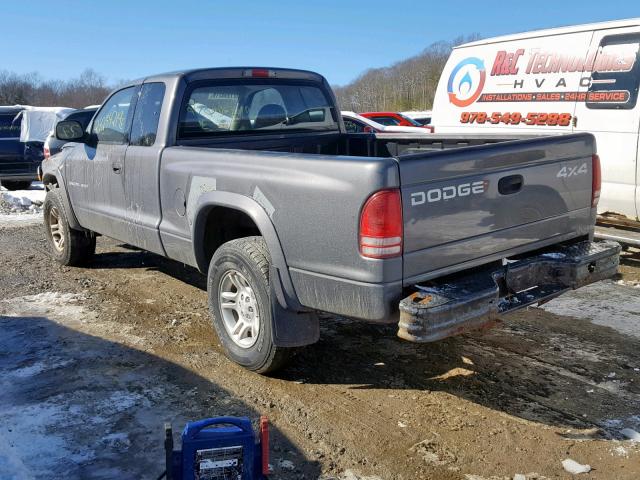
398 240 621 342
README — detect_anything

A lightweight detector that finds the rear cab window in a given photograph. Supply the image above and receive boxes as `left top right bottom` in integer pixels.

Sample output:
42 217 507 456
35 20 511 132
178 79 338 139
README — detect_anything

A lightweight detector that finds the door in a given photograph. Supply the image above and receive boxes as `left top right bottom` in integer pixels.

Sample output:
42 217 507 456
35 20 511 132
122 82 167 254
66 86 138 239
573 28 640 220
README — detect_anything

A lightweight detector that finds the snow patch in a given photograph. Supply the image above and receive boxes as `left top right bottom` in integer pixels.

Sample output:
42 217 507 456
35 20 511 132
601 415 640 439
278 459 295 471
11 358 72 378
0 292 90 323
541 252 566 259
101 432 131 449
561 458 591 474
97 391 150 415
620 428 640 442
540 281 640 338
615 279 640 288
0 212 42 226
0 183 45 214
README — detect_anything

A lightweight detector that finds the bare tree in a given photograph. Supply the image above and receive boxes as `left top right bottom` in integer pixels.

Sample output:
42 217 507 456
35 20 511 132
0 69 115 108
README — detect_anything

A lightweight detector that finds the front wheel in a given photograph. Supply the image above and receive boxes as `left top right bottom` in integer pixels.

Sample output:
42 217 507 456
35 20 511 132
208 236 294 374
43 188 96 266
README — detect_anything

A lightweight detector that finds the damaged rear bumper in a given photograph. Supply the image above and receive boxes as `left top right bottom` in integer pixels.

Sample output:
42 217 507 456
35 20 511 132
398 240 621 342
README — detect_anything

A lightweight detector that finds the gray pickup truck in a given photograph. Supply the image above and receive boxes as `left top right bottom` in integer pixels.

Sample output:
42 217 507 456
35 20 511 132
42 67 620 373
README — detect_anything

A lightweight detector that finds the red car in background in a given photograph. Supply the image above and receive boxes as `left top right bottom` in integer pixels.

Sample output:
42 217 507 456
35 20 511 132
360 112 434 132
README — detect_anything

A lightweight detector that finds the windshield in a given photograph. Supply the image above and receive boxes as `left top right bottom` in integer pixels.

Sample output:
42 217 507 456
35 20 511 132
178 81 339 138
0 113 21 139
398 113 423 127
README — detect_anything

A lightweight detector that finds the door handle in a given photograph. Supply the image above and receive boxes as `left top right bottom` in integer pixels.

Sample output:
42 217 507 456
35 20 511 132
112 162 122 174
498 174 523 195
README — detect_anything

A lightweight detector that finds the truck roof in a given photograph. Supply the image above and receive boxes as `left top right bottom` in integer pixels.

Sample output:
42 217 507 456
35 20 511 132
458 17 640 48
138 67 326 85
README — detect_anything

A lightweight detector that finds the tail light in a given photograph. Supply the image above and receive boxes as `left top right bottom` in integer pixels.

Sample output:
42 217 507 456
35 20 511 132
260 416 269 475
43 144 50 160
359 189 403 259
591 154 601 208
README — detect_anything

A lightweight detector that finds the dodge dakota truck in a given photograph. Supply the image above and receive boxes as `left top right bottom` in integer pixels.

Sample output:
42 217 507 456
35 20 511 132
42 67 621 373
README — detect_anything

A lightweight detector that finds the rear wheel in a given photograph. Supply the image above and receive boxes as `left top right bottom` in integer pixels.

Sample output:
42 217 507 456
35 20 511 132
43 188 95 266
1 180 32 191
208 236 294 374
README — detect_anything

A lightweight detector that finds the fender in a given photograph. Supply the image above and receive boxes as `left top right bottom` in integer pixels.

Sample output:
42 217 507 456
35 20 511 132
42 167 85 232
191 191 318 347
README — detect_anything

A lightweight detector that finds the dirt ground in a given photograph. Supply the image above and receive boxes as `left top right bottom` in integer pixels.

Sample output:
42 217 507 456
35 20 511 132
1 218 639 480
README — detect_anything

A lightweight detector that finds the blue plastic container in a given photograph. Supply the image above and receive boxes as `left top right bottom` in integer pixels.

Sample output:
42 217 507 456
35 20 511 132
168 416 266 480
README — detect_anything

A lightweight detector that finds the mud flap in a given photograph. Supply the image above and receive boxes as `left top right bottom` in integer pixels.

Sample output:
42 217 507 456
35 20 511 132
270 266 319 347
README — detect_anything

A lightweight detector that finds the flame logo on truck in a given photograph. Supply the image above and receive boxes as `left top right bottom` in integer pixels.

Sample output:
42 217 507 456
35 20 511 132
447 57 486 107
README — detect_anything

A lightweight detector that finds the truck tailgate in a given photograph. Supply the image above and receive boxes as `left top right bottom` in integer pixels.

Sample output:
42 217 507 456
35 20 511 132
401 133 596 284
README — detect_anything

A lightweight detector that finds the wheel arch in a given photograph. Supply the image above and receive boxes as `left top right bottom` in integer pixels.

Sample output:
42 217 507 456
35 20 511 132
42 170 84 231
192 191 302 311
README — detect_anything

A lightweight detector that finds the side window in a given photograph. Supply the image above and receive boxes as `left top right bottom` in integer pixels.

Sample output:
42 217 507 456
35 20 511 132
130 83 166 146
92 86 137 143
587 34 640 110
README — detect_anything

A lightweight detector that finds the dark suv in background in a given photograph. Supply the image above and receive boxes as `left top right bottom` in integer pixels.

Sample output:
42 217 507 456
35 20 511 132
0 106 44 190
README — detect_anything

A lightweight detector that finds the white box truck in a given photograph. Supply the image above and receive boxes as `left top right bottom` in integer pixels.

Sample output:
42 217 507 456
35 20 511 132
431 18 640 245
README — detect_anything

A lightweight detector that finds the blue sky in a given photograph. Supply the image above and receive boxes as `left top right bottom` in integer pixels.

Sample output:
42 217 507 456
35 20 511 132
3 1 638 86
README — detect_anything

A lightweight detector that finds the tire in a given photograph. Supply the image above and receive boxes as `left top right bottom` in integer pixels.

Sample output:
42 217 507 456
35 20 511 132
208 236 294 374
1 180 32 191
43 188 96 266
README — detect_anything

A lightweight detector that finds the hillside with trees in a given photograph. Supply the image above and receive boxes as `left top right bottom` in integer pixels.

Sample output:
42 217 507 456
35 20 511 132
333 35 480 112
0 69 113 108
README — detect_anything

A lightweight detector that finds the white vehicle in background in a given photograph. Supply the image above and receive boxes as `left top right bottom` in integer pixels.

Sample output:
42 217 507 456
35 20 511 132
341 111 432 135
431 18 640 246
43 107 99 160
401 110 432 125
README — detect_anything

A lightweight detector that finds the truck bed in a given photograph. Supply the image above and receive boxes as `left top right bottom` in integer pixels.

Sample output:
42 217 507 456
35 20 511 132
166 131 596 321
176 131 531 158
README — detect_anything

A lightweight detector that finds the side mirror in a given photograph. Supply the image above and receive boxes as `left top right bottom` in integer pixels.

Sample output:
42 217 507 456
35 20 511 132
56 120 85 141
